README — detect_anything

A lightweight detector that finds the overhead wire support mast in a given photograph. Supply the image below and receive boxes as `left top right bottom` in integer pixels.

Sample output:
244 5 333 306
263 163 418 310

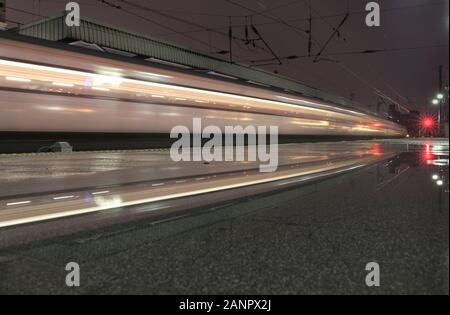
228 16 233 63
116 0 247 42
225 0 309 36
302 0 348 44
302 0 410 111
225 0 408 114
301 0 408 112
313 12 349 63
250 21 282 66
308 2 312 57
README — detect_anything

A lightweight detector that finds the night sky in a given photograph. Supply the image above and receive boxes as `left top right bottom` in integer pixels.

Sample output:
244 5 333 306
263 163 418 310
5 0 450 112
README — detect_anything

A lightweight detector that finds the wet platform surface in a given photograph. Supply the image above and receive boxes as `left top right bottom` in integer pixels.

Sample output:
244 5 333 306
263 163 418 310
0 139 448 294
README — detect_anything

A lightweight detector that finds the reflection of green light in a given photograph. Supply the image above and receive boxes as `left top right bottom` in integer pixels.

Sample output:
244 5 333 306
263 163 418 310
433 159 449 166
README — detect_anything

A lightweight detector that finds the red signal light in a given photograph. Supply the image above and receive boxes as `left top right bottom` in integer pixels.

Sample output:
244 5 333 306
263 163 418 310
421 117 434 129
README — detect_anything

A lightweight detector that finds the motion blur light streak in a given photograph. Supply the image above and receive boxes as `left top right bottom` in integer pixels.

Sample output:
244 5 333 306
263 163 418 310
91 191 110 195
5 76 30 82
52 82 74 87
1 57 340 115
6 201 31 207
0 42 406 137
52 195 75 200
91 86 110 92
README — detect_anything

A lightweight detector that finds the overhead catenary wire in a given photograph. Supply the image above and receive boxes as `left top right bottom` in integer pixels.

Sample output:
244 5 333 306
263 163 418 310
111 0 262 62
153 1 447 39
115 0 248 42
266 44 448 60
225 0 308 36
222 2 358 96
224 0 412 113
303 0 411 111
40 0 300 18
72 0 442 107
222 0 309 66
302 0 348 44
94 0 223 53
249 19 282 66
312 12 349 63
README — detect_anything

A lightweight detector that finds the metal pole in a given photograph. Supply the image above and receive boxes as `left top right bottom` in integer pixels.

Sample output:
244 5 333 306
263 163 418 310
228 16 233 63
438 65 443 137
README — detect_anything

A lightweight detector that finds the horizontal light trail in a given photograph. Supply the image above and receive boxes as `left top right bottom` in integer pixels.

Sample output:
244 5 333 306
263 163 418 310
0 58 404 135
0 157 381 228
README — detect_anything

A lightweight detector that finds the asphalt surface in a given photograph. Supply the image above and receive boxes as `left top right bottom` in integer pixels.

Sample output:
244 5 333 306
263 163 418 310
0 139 448 294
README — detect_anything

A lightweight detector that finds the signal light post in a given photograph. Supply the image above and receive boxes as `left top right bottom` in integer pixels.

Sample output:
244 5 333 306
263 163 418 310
431 66 447 137
430 66 448 137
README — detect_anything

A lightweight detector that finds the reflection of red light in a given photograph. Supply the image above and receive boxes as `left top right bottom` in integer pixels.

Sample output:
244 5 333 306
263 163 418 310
372 122 383 128
422 144 434 165
421 117 434 129
370 143 383 156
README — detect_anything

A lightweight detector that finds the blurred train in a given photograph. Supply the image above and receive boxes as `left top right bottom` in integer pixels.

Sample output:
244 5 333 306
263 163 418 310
0 36 407 152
